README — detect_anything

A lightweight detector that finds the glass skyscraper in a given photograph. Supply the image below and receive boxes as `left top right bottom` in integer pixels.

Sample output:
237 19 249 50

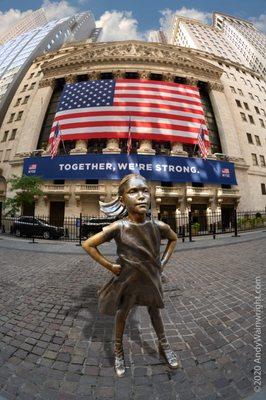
0 11 98 125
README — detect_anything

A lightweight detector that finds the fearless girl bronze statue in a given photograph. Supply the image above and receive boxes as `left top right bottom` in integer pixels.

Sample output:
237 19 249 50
82 173 179 377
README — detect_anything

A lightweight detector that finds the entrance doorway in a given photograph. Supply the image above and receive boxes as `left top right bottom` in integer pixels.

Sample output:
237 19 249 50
191 204 207 232
50 201 65 227
221 205 235 231
159 205 176 232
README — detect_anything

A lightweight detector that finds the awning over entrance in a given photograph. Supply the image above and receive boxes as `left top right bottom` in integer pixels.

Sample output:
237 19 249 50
23 154 237 185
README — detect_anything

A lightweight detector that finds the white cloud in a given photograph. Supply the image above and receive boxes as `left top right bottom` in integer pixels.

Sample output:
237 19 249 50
0 1 78 36
42 0 78 21
96 10 144 41
172 7 212 24
250 14 266 33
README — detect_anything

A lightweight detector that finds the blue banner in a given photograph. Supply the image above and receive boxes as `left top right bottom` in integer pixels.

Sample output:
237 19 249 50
23 154 237 185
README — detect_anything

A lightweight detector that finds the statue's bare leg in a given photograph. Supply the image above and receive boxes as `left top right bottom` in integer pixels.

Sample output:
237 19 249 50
148 306 179 369
114 296 134 377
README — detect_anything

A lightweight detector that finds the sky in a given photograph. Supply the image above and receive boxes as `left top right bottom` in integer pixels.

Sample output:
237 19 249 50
0 0 265 41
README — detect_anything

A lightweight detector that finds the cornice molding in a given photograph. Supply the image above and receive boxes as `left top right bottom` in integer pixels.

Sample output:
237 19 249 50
41 40 223 82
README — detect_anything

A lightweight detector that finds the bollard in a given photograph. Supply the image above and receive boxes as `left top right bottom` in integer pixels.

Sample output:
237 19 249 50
77 213 82 246
213 222 216 240
182 225 185 242
188 212 192 242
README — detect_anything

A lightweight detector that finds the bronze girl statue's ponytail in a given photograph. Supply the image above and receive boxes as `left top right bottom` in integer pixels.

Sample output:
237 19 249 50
100 174 148 218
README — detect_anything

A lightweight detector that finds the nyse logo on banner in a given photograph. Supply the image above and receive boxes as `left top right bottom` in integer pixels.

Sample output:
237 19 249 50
221 167 230 178
28 163 37 174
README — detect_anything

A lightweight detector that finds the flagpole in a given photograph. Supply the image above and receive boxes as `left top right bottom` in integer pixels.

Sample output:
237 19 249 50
62 138 67 155
127 115 132 155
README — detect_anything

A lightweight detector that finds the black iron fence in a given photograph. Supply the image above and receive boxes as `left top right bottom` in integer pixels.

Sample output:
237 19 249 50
0 210 265 243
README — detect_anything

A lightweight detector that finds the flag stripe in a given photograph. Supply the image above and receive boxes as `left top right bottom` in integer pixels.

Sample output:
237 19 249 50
53 105 204 119
49 79 209 145
117 79 199 92
115 88 201 100
52 118 207 129
48 131 201 144
49 125 209 139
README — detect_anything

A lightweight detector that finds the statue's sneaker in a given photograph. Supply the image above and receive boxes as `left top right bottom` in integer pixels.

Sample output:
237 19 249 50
159 346 180 369
114 353 126 377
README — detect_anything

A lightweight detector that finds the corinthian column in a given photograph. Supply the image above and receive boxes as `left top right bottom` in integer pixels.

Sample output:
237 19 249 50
170 142 188 157
137 140 155 155
65 74 77 84
102 139 121 154
70 140 88 154
208 82 243 158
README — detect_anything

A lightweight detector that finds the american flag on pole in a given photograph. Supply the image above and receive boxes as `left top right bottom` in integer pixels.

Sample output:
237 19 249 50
50 122 62 159
49 79 209 145
197 125 208 160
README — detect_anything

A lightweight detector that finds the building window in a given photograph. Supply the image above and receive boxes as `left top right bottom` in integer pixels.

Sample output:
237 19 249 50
252 153 258 166
260 155 266 167
248 92 254 100
255 95 260 102
28 73 34 79
4 149 11 162
22 95 30 105
14 98 22 107
254 135 261 146
16 111 23 121
21 84 28 92
247 133 253 144
261 109 266 116
9 129 17 140
261 183 266 194
7 113 15 123
238 88 243 96
248 115 255 124
235 100 242 107
259 118 265 128
240 112 247 121
230 86 236 93
29 82 36 90
243 102 249 110
254 106 260 114
230 73 236 81
2 131 9 142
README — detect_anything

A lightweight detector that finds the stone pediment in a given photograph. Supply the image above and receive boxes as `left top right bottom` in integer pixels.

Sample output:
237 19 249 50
42 40 223 80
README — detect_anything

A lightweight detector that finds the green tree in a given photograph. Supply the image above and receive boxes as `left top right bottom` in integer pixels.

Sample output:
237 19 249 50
4 175 44 216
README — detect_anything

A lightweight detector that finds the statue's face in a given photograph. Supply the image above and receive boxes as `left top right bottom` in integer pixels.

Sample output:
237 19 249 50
120 176 150 215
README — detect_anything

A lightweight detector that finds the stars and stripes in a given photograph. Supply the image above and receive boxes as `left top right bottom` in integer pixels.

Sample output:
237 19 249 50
49 79 209 145
197 125 208 160
50 122 62 159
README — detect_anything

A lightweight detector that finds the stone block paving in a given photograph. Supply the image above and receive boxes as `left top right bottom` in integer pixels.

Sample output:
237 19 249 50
0 237 265 400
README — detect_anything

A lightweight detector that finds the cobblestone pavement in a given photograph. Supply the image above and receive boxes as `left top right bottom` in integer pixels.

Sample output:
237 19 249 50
0 236 265 400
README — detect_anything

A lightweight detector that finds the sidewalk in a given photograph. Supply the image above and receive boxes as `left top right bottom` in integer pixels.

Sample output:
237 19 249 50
0 228 265 255
0 230 264 399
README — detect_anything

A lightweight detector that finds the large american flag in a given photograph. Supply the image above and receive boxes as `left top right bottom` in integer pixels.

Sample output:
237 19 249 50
49 79 209 145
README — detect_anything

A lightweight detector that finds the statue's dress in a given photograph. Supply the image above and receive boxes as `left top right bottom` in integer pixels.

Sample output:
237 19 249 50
98 218 172 315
